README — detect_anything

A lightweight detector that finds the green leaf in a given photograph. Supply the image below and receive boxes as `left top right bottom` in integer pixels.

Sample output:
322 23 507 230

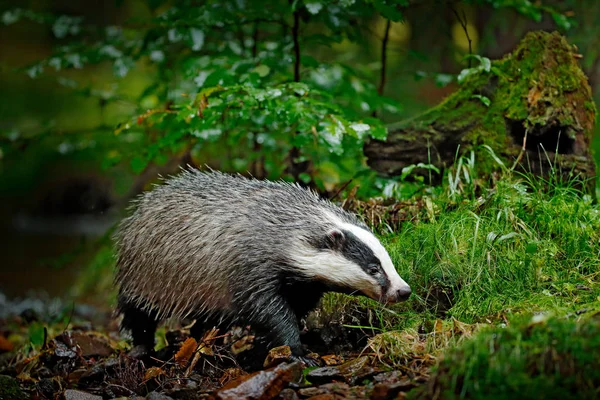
526 242 538 254
305 2 323 14
28 322 45 348
252 64 270 77
457 68 475 84
131 155 148 173
551 12 572 30
471 94 491 107
434 73 454 87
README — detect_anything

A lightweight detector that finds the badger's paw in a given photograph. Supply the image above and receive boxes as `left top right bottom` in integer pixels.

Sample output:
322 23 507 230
127 344 154 360
291 353 321 368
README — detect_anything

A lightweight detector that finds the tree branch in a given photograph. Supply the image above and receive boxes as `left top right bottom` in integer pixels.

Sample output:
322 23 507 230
378 19 391 97
449 3 472 67
291 4 301 82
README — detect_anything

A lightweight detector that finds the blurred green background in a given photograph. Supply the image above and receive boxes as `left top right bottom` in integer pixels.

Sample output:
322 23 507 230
0 0 598 300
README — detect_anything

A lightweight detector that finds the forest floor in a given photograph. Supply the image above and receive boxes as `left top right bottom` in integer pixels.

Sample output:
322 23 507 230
2 167 600 400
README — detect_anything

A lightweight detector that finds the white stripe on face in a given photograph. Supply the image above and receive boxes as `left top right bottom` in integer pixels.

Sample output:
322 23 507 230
286 245 382 299
329 214 411 302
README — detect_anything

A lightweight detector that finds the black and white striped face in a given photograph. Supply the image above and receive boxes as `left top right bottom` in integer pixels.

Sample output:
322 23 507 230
290 217 411 303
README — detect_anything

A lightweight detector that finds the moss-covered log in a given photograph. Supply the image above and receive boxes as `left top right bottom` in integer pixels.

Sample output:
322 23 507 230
365 31 597 193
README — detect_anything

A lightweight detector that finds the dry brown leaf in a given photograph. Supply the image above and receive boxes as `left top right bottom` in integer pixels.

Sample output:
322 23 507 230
183 328 221 376
321 354 344 366
198 328 220 356
452 318 476 337
219 367 247 386
144 366 165 381
175 337 197 366
231 334 254 355
0 335 14 352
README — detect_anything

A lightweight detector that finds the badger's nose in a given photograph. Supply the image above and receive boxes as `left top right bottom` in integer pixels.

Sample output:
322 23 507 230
396 287 412 301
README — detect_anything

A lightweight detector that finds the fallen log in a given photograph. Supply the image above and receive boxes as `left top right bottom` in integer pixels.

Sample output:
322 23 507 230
364 31 597 193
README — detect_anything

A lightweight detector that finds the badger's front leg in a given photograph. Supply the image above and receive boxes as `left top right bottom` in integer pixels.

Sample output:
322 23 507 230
241 291 319 366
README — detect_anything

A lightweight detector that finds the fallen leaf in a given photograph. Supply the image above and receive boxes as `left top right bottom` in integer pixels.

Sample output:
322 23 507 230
144 366 165 381
322 354 344 366
0 335 14 352
175 337 197 366
263 345 292 368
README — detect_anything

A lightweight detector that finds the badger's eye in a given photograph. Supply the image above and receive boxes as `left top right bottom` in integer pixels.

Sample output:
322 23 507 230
367 264 380 276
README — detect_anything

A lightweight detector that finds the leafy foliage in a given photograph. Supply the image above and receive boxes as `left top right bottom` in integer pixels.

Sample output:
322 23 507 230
0 0 574 195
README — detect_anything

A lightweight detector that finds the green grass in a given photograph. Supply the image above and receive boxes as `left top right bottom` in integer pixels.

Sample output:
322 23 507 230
336 153 600 398
384 174 600 325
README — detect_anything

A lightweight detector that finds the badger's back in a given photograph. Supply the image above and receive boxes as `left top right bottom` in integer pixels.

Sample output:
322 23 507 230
114 170 361 321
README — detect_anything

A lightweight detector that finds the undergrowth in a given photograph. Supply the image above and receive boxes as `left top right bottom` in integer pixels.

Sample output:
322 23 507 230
417 313 600 400
324 150 600 398
389 176 600 324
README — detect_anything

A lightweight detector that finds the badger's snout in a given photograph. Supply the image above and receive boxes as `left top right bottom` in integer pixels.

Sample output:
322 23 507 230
387 285 412 303
383 279 412 303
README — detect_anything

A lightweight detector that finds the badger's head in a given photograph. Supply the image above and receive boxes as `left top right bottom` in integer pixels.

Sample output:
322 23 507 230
291 215 411 304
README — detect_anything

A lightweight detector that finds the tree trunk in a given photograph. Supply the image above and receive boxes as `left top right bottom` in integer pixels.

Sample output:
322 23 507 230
364 31 597 194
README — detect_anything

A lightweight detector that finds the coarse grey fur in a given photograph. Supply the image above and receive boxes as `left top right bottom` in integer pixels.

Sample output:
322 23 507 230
114 169 408 358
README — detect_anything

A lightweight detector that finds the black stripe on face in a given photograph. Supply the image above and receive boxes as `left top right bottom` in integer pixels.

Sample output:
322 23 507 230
338 230 390 295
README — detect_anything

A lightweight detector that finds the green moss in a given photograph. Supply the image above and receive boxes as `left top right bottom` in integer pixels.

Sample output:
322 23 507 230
414 315 600 400
493 31 594 136
387 31 596 179
0 375 25 400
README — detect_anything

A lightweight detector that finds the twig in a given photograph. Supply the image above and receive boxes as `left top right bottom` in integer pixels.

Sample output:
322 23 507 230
252 22 259 59
511 128 528 171
251 23 264 178
329 179 353 201
291 2 301 82
61 302 76 335
449 3 472 67
107 384 136 396
378 19 391 97
42 327 48 350
288 0 303 180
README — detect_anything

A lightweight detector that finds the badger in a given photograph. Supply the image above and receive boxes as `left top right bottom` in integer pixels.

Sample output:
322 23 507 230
114 169 411 363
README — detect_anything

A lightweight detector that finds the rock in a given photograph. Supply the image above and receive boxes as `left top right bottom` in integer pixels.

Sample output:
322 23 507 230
278 388 299 400
216 361 302 400
307 356 373 385
78 364 106 387
372 371 403 384
369 379 416 400
52 340 78 359
36 377 63 399
306 395 335 400
0 375 25 400
298 387 324 397
161 378 216 400
306 367 344 385
297 383 350 399
61 331 114 358
64 389 103 400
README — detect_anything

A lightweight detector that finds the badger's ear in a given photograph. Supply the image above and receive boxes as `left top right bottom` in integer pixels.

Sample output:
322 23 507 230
323 228 345 251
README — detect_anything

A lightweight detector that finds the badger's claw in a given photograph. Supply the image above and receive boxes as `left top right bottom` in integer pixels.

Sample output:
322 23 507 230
291 354 321 368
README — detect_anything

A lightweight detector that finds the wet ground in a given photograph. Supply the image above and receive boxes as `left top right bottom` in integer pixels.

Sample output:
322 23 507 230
0 293 435 400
